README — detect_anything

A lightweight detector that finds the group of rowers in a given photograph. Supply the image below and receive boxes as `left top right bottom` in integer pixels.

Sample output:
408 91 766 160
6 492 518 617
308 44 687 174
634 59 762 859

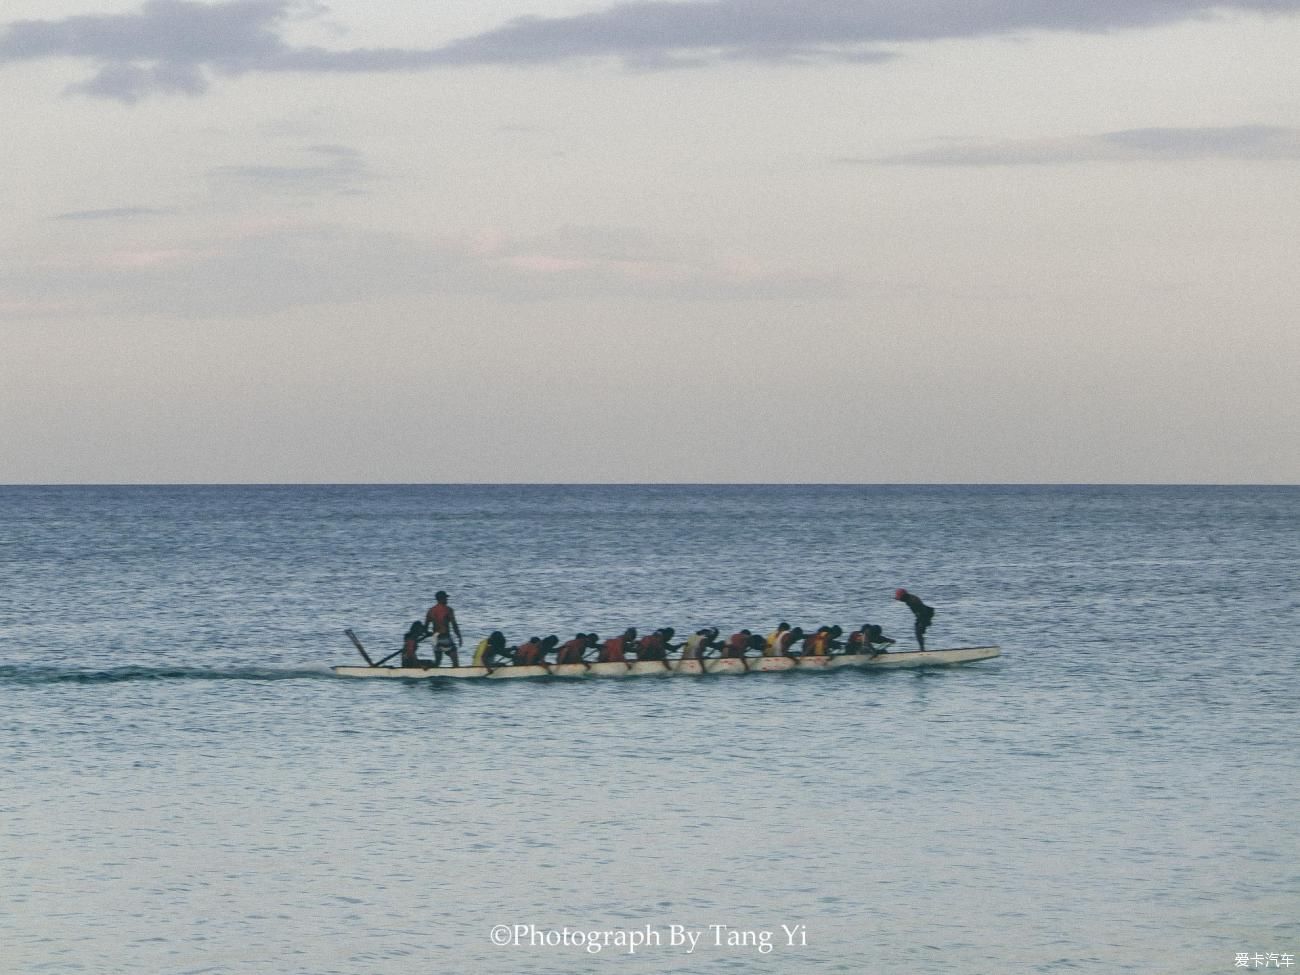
402 589 937 670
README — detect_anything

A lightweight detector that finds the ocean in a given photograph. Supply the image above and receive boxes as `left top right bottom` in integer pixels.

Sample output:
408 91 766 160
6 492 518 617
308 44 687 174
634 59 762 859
1 484 1296 974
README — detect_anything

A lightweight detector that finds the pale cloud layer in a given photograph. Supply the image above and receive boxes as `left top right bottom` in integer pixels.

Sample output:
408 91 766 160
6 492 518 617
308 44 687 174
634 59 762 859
2 0 1299 100
851 125 1300 166
208 143 372 196
54 205 178 220
2 223 836 319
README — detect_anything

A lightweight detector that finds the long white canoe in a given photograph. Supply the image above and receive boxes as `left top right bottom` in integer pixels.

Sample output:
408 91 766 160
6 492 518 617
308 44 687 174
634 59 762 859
332 646 999 680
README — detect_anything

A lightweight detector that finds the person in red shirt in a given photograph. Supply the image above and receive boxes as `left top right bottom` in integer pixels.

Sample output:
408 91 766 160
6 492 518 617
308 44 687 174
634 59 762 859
600 628 637 663
721 630 748 658
556 633 596 665
721 630 764 658
512 637 544 666
424 590 463 667
635 628 680 661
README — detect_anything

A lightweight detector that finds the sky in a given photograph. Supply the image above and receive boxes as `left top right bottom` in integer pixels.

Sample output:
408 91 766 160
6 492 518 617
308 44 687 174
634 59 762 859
1 0 1297 483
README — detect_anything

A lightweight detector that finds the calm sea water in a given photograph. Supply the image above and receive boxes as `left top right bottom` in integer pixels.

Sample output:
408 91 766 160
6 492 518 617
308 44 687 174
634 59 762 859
1 485 1296 975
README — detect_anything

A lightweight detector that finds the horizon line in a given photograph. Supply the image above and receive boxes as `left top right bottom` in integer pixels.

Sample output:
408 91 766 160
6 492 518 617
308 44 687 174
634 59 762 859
2 482 1296 489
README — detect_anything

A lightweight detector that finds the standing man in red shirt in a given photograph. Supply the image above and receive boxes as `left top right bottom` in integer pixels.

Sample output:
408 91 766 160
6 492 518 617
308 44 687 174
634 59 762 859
425 590 463 667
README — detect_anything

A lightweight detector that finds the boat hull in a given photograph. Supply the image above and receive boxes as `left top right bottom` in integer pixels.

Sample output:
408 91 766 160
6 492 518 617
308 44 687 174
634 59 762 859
332 646 999 680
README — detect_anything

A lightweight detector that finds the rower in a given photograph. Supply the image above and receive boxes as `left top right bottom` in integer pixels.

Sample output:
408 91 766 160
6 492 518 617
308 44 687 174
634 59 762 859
556 633 596 665
680 627 720 660
764 622 790 657
802 627 829 656
472 631 510 668
400 620 435 668
635 628 677 661
539 635 560 663
774 626 804 657
513 636 544 666
600 628 637 663
425 590 463 667
721 630 764 658
721 629 748 658
894 588 936 650
805 626 842 655
847 623 895 655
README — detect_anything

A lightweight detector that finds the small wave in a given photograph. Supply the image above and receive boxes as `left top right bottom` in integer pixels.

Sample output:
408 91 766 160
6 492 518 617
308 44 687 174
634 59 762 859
0 664 336 686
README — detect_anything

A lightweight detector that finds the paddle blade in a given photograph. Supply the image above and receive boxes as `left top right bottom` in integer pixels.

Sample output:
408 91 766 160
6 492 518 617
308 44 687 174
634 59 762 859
344 628 375 666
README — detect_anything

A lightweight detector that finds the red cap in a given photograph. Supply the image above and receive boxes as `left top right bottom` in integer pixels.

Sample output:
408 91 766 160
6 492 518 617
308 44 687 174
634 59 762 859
893 588 908 600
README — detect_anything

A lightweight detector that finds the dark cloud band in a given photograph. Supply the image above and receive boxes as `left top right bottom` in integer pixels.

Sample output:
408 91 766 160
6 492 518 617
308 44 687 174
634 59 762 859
848 125 1300 165
2 0 1298 101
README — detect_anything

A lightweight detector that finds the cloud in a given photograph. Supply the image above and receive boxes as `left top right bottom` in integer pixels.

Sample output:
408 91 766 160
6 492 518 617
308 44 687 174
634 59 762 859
54 206 177 221
415 0 1300 67
473 225 836 299
0 0 293 102
3 0 1299 100
208 144 372 196
848 125 1300 165
67 59 209 101
1 223 837 319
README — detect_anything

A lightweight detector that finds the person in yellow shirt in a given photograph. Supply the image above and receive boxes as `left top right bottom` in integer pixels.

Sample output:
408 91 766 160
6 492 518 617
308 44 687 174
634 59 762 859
764 622 790 657
472 631 510 668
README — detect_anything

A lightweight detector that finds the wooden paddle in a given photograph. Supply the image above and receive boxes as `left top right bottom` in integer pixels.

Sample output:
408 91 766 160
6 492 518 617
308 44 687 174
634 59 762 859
346 628 418 668
344 628 375 666
348 623 443 670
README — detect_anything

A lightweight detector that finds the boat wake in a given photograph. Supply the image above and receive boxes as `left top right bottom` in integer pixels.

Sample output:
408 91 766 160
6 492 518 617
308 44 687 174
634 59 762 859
0 664 337 686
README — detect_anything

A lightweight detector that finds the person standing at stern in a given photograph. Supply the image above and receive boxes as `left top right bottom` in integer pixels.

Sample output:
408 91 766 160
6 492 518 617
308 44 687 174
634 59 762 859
894 588 935 650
